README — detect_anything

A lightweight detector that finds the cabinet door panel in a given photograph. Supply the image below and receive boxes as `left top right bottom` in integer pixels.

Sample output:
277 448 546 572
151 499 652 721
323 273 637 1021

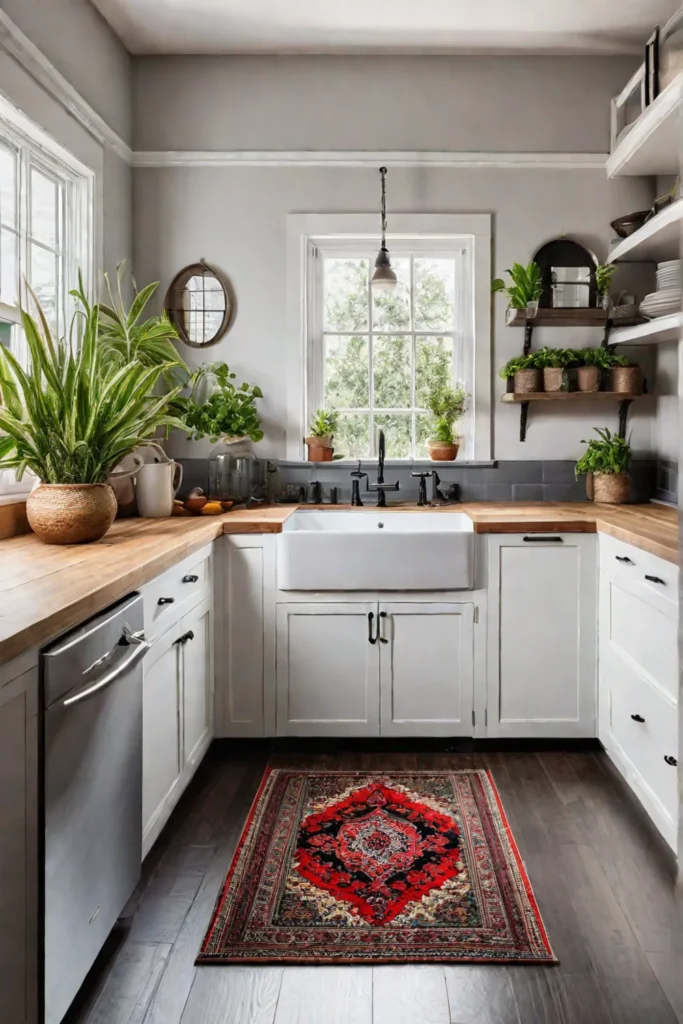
379 603 474 737
142 624 182 847
181 596 213 769
277 603 379 736
606 580 677 700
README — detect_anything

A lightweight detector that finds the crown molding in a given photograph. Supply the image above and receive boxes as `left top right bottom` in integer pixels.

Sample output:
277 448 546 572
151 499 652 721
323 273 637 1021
132 149 607 169
0 10 133 164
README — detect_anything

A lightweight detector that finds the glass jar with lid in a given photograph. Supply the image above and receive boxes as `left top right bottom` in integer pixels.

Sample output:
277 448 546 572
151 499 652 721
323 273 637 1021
208 437 265 506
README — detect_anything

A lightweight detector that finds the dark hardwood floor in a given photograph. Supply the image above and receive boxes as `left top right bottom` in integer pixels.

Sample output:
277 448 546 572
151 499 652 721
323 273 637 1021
68 747 683 1024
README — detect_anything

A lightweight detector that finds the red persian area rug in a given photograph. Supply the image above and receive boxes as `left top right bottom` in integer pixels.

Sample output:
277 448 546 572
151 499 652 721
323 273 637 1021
197 769 556 965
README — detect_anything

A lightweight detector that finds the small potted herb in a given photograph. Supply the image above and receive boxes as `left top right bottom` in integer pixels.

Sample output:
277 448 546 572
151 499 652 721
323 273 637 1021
306 409 338 462
609 354 642 395
595 263 617 310
575 427 631 504
533 347 579 392
575 348 624 392
427 384 469 461
182 362 264 444
492 262 543 318
499 353 543 394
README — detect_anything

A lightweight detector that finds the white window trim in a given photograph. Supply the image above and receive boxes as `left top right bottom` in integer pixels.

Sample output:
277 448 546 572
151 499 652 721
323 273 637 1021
286 213 491 463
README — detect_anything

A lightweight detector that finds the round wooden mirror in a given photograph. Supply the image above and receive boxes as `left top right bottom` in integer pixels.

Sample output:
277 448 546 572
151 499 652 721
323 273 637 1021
165 261 235 348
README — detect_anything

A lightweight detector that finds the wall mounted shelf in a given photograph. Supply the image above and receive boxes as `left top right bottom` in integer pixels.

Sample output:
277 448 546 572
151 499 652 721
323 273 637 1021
610 312 683 346
501 391 643 442
607 71 683 178
608 199 683 264
505 306 642 351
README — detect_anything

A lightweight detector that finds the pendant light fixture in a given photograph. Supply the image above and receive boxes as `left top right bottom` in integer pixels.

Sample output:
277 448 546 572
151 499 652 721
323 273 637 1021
371 166 398 292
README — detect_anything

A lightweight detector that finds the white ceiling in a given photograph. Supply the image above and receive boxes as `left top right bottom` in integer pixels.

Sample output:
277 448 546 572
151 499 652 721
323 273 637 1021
92 0 678 56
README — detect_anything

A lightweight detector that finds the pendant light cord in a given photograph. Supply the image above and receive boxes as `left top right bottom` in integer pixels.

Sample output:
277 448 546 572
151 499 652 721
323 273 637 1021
380 166 388 250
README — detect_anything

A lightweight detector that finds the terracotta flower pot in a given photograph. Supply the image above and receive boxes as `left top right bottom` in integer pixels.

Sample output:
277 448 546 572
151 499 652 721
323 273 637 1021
543 367 568 392
610 366 642 394
27 483 117 545
513 368 542 394
427 439 460 462
305 436 334 462
577 366 601 393
592 472 631 504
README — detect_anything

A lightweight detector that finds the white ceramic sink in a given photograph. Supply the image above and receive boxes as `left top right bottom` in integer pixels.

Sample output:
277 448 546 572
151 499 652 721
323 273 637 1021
277 510 474 591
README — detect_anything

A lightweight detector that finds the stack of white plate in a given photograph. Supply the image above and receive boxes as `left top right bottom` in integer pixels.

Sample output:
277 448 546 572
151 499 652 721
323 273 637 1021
640 260 681 319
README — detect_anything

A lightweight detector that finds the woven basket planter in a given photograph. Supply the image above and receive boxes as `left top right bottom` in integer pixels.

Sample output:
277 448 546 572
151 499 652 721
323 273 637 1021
427 440 460 462
27 483 117 544
513 368 542 394
610 366 641 394
543 368 569 392
592 472 630 504
577 366 601 393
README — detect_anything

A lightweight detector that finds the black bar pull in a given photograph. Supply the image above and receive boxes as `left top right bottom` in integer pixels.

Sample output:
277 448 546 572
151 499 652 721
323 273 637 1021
182 574 199 583
523 536 563 543
379 611 389 644
630 714 645 723
157 596 175 605
174 630 195 646
615 555 634 564
645 575 665 585
367 612 376 645
664 755 678 767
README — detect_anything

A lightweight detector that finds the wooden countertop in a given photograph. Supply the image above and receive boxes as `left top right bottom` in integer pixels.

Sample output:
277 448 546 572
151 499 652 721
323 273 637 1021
0 502 676 668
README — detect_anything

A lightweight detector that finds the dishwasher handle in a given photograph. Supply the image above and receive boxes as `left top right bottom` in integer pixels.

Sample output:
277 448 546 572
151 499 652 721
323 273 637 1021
63 636 151 707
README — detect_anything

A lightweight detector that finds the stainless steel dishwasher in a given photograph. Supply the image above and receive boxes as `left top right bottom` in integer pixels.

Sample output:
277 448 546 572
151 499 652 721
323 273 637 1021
42 593 151 1024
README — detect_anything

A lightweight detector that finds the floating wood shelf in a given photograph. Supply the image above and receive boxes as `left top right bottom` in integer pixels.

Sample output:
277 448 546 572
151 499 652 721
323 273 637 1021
501 391 643 442
505 308 642 329
608 198 683 264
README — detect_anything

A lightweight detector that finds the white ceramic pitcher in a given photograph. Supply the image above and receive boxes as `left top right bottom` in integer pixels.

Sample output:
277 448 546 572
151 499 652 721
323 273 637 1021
136 461 183 518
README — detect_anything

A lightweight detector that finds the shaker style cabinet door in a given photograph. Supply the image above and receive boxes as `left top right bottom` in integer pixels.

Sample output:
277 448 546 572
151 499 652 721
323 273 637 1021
378 603 474 737
142 621 183 856
180 595 213 771
276 603 380 736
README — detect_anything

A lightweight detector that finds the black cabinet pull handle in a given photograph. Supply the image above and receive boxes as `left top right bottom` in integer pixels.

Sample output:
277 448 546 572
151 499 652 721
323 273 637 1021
645 575 665 585
616 555 634 564
523 536 563 543
630 714 645 723
182 574 199 583
379 611 389 644
664 755 678 767
174 630 195 646
368 612 376 645
157 596 175 606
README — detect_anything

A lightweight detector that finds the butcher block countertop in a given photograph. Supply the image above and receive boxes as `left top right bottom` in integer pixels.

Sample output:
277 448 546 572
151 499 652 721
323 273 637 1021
0 501 676 668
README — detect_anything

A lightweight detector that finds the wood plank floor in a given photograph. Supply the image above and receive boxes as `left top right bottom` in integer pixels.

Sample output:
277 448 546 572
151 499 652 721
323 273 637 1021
67 747 683 1024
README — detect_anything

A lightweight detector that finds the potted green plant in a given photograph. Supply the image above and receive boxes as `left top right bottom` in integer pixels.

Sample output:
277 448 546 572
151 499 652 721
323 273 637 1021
575 427 631 504
305 409 338 462
182 362 264 445
499 353 543 394
609 353 642 395
575 347 623 392
427 384 469 461
492 262 543 317
0 285 184 544
533 347 579 392
595 263 617 310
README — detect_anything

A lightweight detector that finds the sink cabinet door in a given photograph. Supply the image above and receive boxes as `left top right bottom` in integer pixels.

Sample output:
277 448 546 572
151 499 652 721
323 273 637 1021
379 603 474 737
276 603 379 736
486 534 597 738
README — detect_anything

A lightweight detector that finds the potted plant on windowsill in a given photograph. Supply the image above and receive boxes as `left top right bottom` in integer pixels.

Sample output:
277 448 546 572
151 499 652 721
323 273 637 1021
499 353 543 394
305 409 338 462
533 347 579 392
492 261 543 320
0 280 185 544
427 384 469 461
575 427 631 504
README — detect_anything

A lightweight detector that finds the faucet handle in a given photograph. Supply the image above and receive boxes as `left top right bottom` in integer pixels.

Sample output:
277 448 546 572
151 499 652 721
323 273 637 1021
351 460 368 480
411 471 434 479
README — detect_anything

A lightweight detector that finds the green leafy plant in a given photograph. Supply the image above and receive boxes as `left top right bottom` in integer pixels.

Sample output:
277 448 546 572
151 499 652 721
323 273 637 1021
575 427 631 478
308 408 338 438
492 262 543 309
498 353 540 380
428 384 469 444
595 263 617 297
0 285 184 484
533 347 580 369
182 362 264 444
579 347 629 369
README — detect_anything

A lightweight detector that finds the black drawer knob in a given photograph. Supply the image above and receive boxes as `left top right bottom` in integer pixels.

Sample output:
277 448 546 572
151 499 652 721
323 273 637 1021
616 555 634 564
157 596 175 606
630 714 645 723
183 574 199 583
664 755 678 767
645 575 665 585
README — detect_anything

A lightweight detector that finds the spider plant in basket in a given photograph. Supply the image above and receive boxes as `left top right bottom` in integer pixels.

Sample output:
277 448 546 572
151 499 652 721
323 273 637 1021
0 283 185 544
575 428 631 504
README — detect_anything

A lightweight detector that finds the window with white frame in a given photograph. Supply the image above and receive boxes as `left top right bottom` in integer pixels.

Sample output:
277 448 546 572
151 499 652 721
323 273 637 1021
306 237 476 460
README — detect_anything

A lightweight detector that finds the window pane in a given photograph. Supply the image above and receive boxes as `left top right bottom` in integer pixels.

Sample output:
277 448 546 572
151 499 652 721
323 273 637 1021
414 258 455 331
30 244 58 331
415 413 433 458
324 258 369 332
1 229 18 307
415 335 454 409
324 335 369 408
375 413 411 459
30 168 59 248
0 146 16 228
372 256 410 331
334 413 370 459
0 320 13 350
373 335 410 408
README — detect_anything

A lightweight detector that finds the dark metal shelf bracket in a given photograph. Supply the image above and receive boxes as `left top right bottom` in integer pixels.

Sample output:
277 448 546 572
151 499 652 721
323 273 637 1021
618 399 633 438
523 322 534 355
519 401 530 442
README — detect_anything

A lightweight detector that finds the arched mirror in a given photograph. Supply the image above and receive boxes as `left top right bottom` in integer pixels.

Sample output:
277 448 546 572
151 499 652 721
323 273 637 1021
165 260 235 348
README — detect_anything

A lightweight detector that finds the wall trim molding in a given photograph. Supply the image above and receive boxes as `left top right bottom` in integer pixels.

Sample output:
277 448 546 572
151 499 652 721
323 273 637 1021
133 150 608 170
0 9 133 164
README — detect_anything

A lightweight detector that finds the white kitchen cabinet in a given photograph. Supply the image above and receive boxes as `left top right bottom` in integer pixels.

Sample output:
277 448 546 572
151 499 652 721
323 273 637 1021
486 534 597 738
142 620 183 855
180 595 213 770
217 535 276 737
379 603 475 737
276 602 380 736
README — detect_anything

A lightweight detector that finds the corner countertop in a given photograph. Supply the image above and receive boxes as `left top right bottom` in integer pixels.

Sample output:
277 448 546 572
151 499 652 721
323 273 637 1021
0 502 676 668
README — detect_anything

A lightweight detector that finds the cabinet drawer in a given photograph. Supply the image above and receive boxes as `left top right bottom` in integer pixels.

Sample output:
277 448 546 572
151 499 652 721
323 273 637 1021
609 666 678 822
142 544 212 637
600 534 678 610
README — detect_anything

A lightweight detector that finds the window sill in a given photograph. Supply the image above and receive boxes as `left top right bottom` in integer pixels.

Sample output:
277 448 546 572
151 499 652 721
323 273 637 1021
0 493 30 506
276 459 498 470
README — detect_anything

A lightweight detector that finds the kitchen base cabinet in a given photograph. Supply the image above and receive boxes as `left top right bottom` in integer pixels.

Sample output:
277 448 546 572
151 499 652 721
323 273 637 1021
142 622 183 857
486 534 597 739
181 596 213 772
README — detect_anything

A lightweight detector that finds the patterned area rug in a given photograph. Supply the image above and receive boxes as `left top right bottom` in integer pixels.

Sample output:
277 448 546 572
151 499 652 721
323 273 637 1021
198 769 556 965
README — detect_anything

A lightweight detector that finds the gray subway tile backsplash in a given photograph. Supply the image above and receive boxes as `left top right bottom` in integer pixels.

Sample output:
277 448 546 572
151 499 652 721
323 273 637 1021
511 484 545 502
655 458 678 505
541 461 577 484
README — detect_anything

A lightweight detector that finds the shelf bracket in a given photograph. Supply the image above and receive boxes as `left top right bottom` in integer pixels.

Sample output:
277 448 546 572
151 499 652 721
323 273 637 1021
601 313 615 349
618 398 633 438
523 322 534 355
519 401 529 442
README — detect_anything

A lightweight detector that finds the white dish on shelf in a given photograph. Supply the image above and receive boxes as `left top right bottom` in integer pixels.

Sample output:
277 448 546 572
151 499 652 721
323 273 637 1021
640 290 682 318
